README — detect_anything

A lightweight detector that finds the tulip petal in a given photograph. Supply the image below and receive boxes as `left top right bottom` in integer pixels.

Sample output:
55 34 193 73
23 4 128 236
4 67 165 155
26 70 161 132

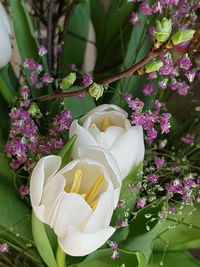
69 120 98 158
58 225 115 256
110 126 145 178
79 146 122 206
30 156 61 222
0 25 12 68
81 104 128 122
84 191 114 232
0 3 11 34
52 193 92 238
103 126 126 149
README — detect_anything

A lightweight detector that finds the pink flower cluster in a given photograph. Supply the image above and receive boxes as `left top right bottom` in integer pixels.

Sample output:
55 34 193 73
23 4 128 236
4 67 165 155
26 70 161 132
123 94 171 144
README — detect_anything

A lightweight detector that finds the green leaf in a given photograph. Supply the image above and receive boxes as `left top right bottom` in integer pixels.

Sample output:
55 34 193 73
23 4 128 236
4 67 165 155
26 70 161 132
111 161 143 226
0 65 17 103
58 135 77 169
121 202 165 264
60 0 90 76
72 248 145 267
94 0 133 73
32 212 58 267
64 86 95 119
148 251 200 267
153 204 200 252
10 0 38 61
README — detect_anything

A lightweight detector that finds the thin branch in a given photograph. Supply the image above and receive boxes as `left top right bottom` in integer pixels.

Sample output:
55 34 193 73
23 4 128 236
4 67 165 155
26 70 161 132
56 0 80 77
47 0 55 71
32 46 166 103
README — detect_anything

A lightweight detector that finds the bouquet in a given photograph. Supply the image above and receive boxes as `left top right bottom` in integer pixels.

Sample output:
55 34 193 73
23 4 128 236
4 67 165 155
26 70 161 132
0 0 200 266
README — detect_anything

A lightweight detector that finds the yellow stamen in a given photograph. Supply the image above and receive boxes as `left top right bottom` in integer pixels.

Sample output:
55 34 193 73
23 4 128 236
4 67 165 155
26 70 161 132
90 123 97 128
70 169 82 193
101 117 110 131
90 198 99 210
85 175 104 204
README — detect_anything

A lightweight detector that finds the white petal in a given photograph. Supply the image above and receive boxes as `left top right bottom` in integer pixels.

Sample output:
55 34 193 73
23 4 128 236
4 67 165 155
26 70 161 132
69 120 98 159
0 25 11 68
110 126 145 178
52 193 92 238
81 104 128 122
103 126 126 149
58 225 115 256
84 191 114 232
78 146 122 206
30 155 61 222
0 3 11 34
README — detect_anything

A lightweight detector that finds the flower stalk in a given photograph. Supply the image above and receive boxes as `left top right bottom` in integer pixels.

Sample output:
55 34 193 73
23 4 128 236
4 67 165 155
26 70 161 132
56 245 66 267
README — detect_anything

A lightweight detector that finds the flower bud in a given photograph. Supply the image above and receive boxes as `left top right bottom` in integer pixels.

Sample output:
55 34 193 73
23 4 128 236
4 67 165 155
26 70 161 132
60 72 76 90
154 18 172 43
89 83 104 100
144 59 164 73
170 29 195 45
28 103 42 118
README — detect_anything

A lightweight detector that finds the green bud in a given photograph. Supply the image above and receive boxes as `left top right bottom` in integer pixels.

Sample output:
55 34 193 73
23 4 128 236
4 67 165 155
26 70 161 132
154 18 172 43
89 83 104 101
28 103 42 118
171 29 195 45
60 72 76 90
144 59 164 73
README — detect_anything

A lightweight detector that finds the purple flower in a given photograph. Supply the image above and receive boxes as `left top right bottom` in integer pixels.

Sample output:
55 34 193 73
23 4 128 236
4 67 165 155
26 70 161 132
68 63 76 70
123 93 132 101
178 55 192 70
117 220 127 227
111 250 120 260
29 72 38 85
140 2 152 15
148 174 159 184
82 75 93 86
177 82 189 96
136 198 146 209
180 135 195 144
110 241 118 250
160 113 171 134
24 58 39 70
0 244 9 253
185 70 196 83
158 79 168 89
38 45 48 56
147 72 157 80
130 12 140 26
20 87 30 99
19 185 29 196
42 73 54 86
142 83 154 96
147 128 158 140
153 101 165 110
154 156 165 169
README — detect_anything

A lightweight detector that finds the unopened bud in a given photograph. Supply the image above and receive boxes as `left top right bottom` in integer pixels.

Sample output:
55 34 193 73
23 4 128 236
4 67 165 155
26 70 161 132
60 72 76 90
171 29 195 45
28 102 42 118
89 83 104 100
144 59 164 73
154 18 172 43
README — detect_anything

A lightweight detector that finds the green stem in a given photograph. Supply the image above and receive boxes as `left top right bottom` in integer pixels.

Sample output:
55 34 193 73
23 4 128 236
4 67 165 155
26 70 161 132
56 245 66 267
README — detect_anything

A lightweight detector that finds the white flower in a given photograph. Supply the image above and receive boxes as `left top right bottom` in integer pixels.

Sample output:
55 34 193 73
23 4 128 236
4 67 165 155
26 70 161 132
30 155 120 256
69 104 145 178
0 3 12 68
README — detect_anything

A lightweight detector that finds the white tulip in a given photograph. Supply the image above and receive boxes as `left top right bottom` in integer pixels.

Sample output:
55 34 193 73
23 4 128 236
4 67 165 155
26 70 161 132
30 155 120 256
0 3 12 68
69 104 145 178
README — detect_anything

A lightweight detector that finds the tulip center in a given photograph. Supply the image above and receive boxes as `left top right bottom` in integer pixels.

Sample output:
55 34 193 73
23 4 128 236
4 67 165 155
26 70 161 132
90 117 111 132
65 169 105 210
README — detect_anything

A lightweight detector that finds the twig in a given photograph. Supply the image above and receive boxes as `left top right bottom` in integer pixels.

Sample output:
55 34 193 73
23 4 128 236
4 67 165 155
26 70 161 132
32 46 166 103
56 0 80 77
47 0 55 71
